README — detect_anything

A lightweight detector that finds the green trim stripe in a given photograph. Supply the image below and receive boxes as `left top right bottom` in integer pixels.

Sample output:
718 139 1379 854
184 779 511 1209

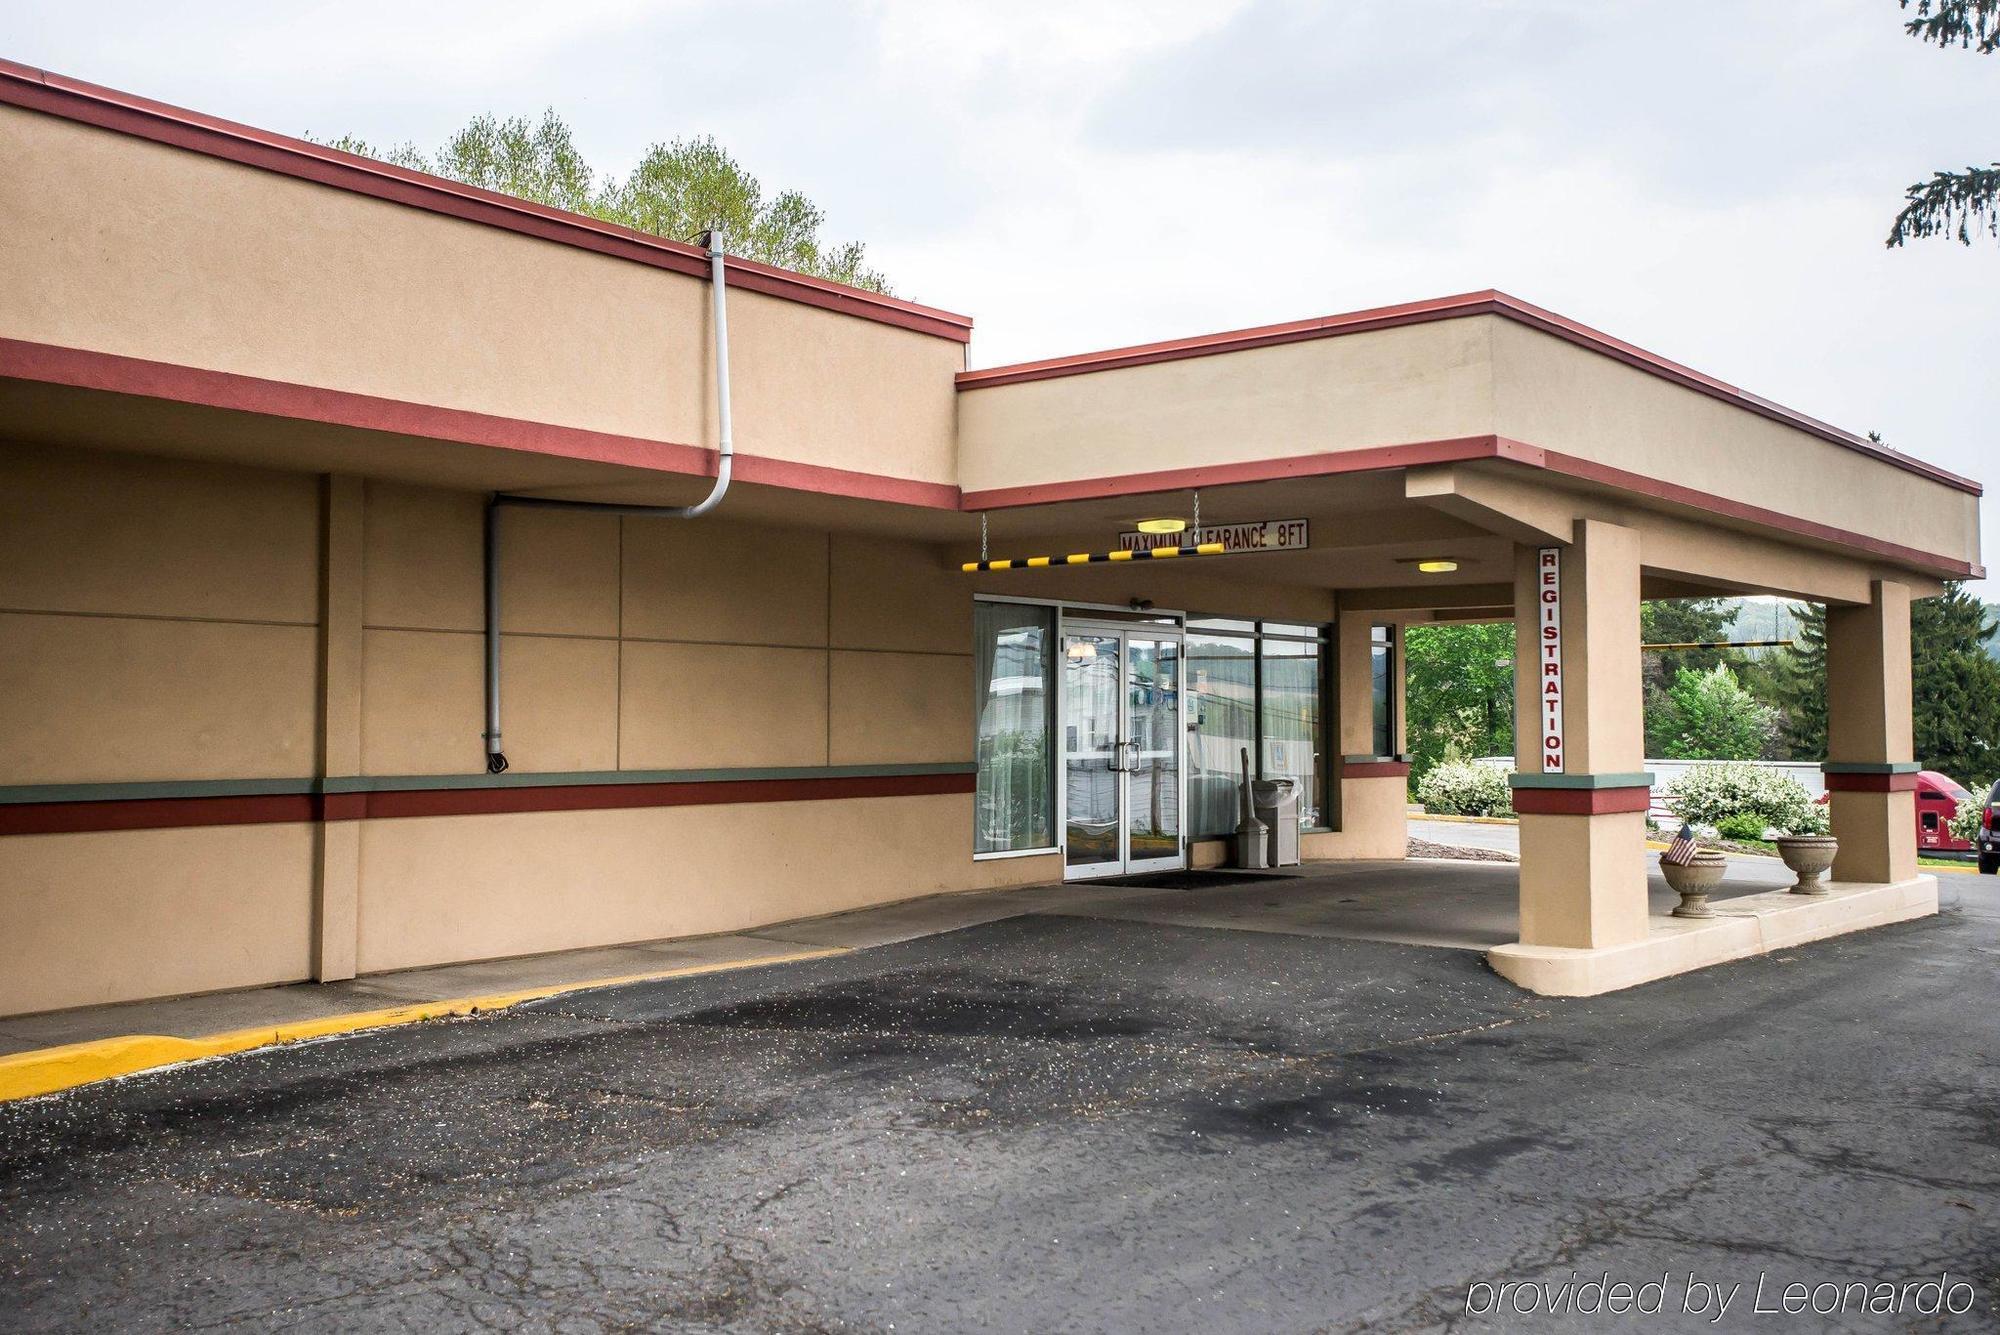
1821 761 1921 775
1507 771 1655 790
0 763 977 806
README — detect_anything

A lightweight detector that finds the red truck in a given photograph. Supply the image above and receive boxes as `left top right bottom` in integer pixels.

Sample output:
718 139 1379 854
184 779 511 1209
1916 771 1975 858
1813 770 1984 865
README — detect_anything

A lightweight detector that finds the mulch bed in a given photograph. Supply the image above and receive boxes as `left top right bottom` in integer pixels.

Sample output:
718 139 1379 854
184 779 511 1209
1407 837 1518 863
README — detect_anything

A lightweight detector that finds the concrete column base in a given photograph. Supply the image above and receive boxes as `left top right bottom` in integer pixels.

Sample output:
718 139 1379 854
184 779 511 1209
1829 790 1919 884
1517 809 1650 949
1488 875 1939 996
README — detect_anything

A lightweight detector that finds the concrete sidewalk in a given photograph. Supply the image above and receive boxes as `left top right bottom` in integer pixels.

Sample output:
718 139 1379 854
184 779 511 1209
0 851 1915 1098
0 880 1129 1061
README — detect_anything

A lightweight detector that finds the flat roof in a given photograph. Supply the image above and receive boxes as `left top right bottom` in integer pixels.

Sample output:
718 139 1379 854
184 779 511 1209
0 58 975 344
958 291 1981 498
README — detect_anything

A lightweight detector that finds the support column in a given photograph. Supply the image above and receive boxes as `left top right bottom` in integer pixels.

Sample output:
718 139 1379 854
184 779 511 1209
1824 580 1918 885
313 475 365 982
1331 614 1408 858
1507 520 1650 950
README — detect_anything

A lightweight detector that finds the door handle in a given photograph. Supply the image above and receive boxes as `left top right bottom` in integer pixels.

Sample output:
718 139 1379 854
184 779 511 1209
1124 738 1141 771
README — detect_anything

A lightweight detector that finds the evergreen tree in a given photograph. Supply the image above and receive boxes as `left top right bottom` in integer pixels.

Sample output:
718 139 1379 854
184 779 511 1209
1760 586 2000 789
1887 1 2000 247
1912 584 2000 788
1770 602 1829 760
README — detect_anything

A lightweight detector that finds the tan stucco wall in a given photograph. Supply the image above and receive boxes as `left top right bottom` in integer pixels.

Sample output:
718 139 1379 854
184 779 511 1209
344 479 975 777
0 440 1041 1015
957 317 1494 496
0 105 964 487
0 442 322 785
1314 779 1408 860
959 315 1976 587
355 795 1053 974
0 442 980 790
1487 320 1979 575
0 824 316 1014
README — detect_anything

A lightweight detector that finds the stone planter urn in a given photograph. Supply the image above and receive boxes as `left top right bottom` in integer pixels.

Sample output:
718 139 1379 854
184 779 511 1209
1776 834 1839 895
1661 849 1728 918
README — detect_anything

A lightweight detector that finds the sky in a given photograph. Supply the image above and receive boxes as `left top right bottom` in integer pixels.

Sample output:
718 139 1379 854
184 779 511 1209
8 0 1995 591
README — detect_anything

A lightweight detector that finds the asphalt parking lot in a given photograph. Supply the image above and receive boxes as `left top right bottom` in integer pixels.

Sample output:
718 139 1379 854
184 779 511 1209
3 878 1996 1333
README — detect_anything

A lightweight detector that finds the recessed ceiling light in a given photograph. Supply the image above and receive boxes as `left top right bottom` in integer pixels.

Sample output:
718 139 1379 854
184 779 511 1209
1135 517 1186 534
1416 559 1459 574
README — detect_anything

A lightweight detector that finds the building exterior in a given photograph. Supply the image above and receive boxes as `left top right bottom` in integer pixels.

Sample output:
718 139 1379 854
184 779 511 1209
0 60 1983 1015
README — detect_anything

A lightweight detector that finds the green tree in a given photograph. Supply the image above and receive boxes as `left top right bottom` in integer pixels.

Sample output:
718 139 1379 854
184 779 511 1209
1656 664 1778 760
316 113 891 292
1640 598 1736 688
1767 602 1830 760
1760 585 2000 790
1887 1 2000 247
1912 584 2000 788
1640 598 1739 755
1403 622 1516 779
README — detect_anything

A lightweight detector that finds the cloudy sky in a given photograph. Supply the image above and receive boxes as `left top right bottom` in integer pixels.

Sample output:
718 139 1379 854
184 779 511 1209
10 0 1995 589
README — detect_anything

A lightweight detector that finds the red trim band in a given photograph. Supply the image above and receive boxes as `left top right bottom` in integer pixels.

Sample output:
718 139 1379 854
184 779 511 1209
0 59 972 345
1824 771 1920 794
1511 785 1653 816
961 433 1981 579
957 290 1979 498
963 436 1507 510
1342 761 1411 778
0 771 975 837
0 338 963 512
1 342 1978 577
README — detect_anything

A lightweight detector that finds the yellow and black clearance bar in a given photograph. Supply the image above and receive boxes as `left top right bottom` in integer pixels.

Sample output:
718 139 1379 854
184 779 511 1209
963 541 1227 573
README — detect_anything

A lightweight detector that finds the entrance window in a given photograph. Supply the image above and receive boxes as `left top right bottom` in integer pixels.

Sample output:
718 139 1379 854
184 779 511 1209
973 602 1055 855
1186 618 1329 836
1370 624 1397 758
1261 634 1322 828
1186 629 1256 839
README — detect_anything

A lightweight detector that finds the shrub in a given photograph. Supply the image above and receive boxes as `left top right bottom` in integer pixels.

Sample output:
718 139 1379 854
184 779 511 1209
1665 763 1828 836
1415 761 1513 817
1949 797 1983 845
1715 811 1771 842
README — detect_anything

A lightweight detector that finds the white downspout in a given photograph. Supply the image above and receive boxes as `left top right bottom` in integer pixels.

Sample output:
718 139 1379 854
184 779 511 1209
482 229 734 773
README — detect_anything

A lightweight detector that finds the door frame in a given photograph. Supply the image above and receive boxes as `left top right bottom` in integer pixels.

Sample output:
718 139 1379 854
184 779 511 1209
1057 612 1188 880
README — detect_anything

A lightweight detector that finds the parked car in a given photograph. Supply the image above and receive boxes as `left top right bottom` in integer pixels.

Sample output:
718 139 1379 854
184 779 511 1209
1977 778 2000 876
1917 771 1975 857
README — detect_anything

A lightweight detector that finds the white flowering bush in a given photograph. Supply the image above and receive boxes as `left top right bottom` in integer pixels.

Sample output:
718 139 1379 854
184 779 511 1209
1665 763 1828 836
1949 797 1983 845
1415 761 1513 817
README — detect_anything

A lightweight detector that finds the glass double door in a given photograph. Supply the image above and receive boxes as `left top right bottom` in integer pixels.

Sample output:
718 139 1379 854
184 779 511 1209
1061 625 1184 879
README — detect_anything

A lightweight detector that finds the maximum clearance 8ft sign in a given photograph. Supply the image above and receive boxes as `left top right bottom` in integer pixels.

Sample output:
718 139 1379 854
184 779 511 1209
1118 519 1310 554
1537 547 1564 772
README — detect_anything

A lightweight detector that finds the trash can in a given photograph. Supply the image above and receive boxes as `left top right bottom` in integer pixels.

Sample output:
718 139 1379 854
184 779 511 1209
1253 777 1300 867
1233 747 1269 869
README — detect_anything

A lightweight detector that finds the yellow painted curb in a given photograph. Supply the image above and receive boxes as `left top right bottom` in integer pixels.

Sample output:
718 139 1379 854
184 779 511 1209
1410 812 1520 826
0 946 846 1105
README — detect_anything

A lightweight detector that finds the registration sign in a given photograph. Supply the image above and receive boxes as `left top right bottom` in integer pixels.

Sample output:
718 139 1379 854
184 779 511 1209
1118 518 1310 554
1537 546 1564 772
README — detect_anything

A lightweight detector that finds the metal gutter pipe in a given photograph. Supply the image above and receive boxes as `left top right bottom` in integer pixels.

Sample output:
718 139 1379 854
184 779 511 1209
481 229 735 773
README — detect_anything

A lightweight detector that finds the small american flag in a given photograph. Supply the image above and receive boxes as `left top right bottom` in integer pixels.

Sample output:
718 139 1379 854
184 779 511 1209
1661 821 1700 866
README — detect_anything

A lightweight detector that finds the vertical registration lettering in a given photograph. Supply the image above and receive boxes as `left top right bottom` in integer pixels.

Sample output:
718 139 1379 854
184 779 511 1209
1537 547 1563 773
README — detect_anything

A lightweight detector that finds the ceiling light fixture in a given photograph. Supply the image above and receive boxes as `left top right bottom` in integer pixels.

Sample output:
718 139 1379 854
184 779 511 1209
1135 517 1186 534
1416 559 1459 574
